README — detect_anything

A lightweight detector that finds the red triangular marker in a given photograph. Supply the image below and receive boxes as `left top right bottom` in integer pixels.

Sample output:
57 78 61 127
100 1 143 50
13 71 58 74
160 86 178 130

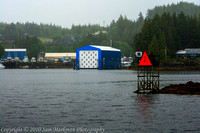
139 51 152 66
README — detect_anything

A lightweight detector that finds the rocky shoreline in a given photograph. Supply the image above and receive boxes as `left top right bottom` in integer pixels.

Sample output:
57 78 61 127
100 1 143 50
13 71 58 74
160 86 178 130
127 66 200 71
157 81 200 95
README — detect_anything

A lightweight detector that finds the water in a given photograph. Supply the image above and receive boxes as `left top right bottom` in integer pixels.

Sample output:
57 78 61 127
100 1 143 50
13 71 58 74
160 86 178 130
0 69 200 133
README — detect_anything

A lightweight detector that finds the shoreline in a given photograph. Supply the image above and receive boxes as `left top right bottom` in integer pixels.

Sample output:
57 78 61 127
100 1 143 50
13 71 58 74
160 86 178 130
3 66 200 70
2 61 200 70
134 81 200 95
158 81 200 95
126 66 200 71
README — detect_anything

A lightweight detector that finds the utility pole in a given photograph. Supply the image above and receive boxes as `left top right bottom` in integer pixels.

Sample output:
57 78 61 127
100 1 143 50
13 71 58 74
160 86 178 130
14 43 16 59
110 40 112 47
165 47 167 61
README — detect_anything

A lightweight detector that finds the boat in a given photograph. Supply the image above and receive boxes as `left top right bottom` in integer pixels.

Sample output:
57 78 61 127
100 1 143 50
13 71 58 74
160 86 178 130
121 56 133 68
122 61 132 67
0 63 5 69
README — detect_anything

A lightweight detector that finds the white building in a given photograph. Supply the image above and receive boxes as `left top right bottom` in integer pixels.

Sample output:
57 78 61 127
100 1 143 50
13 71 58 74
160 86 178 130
45 53 76 60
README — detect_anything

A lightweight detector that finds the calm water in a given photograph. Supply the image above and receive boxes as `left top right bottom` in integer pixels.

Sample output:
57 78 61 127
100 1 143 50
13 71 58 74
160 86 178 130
0 69 200 133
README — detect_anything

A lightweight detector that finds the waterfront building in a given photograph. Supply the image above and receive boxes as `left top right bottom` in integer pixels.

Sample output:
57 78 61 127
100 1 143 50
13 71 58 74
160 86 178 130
2 49 26 61
44 53 76 61
76 45 121 69
176 48 200 58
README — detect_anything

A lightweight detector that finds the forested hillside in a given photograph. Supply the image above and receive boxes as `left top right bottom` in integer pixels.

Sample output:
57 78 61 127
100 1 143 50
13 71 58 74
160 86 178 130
0 2 199 59
134 12 200 62
147 2 200 18
0 15 143 56
0 22 104 41
69 15 144 56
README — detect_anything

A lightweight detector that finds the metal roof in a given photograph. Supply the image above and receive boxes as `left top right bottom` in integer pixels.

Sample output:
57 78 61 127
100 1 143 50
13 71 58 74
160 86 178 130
176 50 187 54
93 31 107 35
176 48 200 55
5 49 26 52
185 48 200 54
45 53 76 58
90 45 121 51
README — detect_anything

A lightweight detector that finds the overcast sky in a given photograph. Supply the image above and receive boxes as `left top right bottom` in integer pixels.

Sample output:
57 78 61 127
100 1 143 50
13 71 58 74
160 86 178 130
1 0 200 28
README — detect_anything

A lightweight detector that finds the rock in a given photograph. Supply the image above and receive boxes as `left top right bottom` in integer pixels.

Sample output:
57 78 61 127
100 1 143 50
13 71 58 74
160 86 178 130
46 36 81 46
158 81 200 95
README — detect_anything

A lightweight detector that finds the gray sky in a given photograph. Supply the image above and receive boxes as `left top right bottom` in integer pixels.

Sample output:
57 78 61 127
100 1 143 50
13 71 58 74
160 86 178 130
1 0 200 28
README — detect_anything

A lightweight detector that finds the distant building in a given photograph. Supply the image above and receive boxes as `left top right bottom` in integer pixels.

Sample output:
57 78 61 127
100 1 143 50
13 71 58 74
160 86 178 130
93 31 107 35
176 48 200 58
45 53 76 61
176 50 187 58
2 49 26 61
39 37 53 43
76 45 121 69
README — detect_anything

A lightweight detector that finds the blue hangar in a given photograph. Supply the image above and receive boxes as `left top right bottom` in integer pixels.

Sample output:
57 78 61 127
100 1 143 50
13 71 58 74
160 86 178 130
76 45 121 69
2 49 26 61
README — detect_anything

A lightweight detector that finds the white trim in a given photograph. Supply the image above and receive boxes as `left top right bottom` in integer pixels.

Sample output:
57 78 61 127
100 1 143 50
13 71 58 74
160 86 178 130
5 49 26 52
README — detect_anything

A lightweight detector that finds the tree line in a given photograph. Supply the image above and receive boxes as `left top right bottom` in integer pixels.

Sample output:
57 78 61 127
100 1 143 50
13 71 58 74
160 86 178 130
134 12 200 62
0 43 5 59
67 14 144 56
0 2 200 60
147 2 200 19
14 36 45 59
1 14 143 57
0 22 104 41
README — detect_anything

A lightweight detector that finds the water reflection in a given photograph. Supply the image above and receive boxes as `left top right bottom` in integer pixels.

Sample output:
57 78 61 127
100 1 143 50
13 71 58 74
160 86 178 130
134 94 158 123
136 94 153 116
131 94 157 132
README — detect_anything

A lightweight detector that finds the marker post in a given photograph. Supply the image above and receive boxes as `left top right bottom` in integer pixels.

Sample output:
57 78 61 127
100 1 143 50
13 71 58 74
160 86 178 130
135 51 159 93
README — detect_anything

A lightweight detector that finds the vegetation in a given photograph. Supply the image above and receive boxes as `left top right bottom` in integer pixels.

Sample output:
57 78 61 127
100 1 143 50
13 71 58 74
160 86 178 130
134 12 200 62
147 2 200 19
14 36 45 59
68 31 132 56
0 43 5 59
0 15 142 56
0 2 200 61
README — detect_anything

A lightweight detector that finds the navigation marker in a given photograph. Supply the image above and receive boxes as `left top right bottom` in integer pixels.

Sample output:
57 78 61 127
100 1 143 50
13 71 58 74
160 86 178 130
138 51 152 66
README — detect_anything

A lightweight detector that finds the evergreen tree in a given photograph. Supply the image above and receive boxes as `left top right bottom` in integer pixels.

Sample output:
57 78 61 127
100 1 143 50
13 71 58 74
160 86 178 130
158 32 167 62
15 36 45 59
134 11 200 62
57 43 67 52
0 44 5 59
148 35 159 55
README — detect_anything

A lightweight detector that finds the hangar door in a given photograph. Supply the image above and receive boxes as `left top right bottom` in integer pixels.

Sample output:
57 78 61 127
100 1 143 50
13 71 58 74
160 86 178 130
79 50 98 68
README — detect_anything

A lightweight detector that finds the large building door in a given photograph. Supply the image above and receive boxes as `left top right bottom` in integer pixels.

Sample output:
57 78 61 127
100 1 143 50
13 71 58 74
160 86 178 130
79 50 98 68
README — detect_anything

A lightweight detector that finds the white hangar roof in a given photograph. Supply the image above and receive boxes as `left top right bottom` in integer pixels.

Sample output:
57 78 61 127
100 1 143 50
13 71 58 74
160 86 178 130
90 45 120 51
5 49 26 52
